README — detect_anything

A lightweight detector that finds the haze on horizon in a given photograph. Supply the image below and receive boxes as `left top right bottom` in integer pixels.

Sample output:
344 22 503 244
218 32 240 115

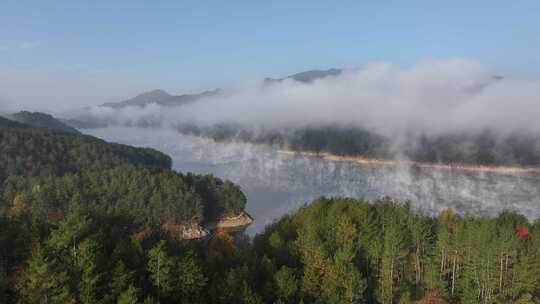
1 1 540 112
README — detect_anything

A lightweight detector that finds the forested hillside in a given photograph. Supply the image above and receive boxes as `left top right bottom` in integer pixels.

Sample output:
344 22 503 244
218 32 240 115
9 111 81 134
0 116 29 129
0 118 249 303
2 195 538 303
1 117 538 303
1 165 245 227
251 197 540 303
0 126 171 183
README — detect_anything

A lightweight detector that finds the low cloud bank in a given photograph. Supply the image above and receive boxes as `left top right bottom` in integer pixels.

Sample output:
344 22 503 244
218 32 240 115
83 59 540 137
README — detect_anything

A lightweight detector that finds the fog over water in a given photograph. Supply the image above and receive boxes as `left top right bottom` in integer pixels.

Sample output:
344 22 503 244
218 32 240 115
82 60 540 138
87 127 540 234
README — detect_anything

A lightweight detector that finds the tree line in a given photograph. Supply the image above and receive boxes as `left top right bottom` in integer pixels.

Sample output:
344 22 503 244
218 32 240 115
2 196 538 303
177 123 540 166
0 126 171 183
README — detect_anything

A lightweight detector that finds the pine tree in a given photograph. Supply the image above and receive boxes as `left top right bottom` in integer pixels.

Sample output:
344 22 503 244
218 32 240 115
409 214 434 297
147 240 176 300
46 207 93 260
107 260 135 303
0 262 7 303
378 208 409 304
324 215 366 303
116 284 140 304
274 266 298 301
176 251 207 303
75 237 104 304
16 246 76 304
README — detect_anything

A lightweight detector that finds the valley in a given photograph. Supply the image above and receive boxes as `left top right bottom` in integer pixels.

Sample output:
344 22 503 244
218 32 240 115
87 127 540 234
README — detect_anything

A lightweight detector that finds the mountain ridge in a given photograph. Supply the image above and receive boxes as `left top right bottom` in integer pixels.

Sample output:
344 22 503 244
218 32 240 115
264 68 342 83
98 68 342 110
9 111 81 134
101 88 221 109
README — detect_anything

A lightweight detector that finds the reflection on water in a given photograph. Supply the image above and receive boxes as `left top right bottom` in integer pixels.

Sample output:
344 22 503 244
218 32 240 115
87 127 540 234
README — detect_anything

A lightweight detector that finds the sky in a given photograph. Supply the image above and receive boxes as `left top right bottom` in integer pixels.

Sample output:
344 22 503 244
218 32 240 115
1 1 540 111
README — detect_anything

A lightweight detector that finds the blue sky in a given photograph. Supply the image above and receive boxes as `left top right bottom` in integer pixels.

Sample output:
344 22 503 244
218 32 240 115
1 1 539 110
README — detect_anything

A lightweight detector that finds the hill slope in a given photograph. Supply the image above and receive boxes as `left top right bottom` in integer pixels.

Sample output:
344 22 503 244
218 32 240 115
0 116 29 129
10 111 81 134
0 126 171 182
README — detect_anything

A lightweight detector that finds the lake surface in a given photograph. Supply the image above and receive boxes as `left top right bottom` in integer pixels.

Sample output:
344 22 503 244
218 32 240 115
87 127 540 234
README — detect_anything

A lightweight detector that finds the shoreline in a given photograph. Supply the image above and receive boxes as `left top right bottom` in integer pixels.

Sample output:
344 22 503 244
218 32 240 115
276 149 540 175
170 128 540 175
89 127 540 176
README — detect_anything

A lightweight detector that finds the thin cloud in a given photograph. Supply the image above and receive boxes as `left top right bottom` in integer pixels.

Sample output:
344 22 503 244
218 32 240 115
84 59 540 136
0 41 40 52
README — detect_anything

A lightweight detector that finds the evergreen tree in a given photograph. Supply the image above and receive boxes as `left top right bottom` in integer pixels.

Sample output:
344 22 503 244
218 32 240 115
146 241 176 300
378 207 410 304
107 261 135 303
116 285 140 304
0 263 7 303
176 251 207 303
75 237 104 304
274 266 298 301
16 246 76 304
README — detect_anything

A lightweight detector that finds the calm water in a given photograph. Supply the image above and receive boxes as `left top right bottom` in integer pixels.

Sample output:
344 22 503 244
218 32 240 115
87 127 540 234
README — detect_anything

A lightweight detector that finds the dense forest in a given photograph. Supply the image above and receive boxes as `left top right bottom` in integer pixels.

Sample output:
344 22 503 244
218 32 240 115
0 126 171 183
251 198 540 303
1 115 539 303
177 123 540 167
0 116 248 303
2 195 538 303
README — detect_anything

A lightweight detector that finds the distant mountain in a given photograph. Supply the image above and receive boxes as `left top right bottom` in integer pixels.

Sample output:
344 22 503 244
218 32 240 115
0 116 30 129
61 118 108 129
265 68 342 83
102 88 221 109
68 67 343 129
10 111 81 134
102 89 171 108
94 68 340 110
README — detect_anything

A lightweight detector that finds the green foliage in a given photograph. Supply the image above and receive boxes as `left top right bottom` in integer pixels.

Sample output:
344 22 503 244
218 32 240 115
0 262 7 303
10 111 81 134
147 241 177 297
16 246 76 304
213 265 262 304
274 266 298 300
147 241 206 303
0 126 171 183
2 165 245 228
254 197 540 303
116 285 140 304
2 119 539 303
4 195 540 304
186 174 247 221
108 261 135 303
